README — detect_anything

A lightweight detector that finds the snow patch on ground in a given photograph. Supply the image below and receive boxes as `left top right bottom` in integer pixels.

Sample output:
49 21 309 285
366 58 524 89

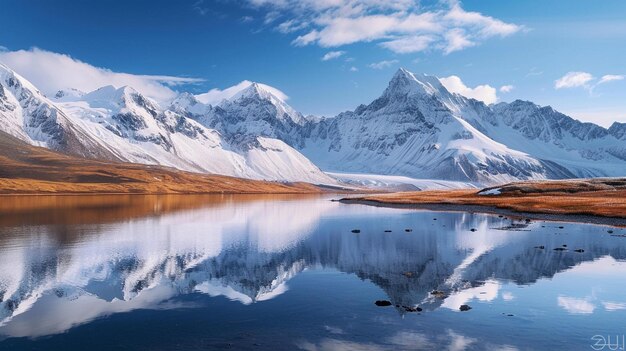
478 188 501 195
327 172 477 190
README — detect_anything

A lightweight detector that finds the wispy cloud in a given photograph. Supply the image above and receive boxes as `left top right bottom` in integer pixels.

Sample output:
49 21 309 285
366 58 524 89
276 19 308 33
555 71 624 91
368 60 399 70
598 74 624 85
500 85 514 93
0 48 203 102
321 50 346 61
555 71 594 89
246 0 522 55
526 67 543 77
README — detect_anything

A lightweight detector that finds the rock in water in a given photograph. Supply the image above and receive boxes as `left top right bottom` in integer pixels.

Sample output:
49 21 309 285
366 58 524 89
459 305 472 311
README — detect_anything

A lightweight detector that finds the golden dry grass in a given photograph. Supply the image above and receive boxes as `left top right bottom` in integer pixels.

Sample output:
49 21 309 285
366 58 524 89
0 131 321 195
348 179 626 219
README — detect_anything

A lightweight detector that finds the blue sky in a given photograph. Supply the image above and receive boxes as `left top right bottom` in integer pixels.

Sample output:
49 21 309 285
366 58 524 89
1 0 625 126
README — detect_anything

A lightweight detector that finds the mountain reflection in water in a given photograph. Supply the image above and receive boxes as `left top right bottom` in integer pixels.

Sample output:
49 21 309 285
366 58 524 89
0 195 625 350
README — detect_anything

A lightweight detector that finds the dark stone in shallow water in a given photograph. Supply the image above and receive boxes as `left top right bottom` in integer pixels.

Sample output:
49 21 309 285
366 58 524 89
404 306 423 312
375 300 392 307
608 230 614 234
431 290 448 298
534 245 545 249
574 249 585 253
470 228 477 232
405 229 412 232
459 304 472 311
553 247 567 251
384 230 392 233
351 229 360 233
558 226 564 229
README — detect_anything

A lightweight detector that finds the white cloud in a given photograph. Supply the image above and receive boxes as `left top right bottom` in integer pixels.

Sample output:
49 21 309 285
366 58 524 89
443 28 475 54
321 50 346 61
195 80 288 105
440 75 498 104
241 15 254 23
368 60 399 70
0 48 202 102
277 19 308 33
249 0 521 55
554 71 594 89
500 85 514 93
444 2 520 37
555 72 624 92
264 10 281 24
598 74 624 85
349 66 358 72
557 296 595 314
602 301 626 311
380 35 434 54
293 30 320 46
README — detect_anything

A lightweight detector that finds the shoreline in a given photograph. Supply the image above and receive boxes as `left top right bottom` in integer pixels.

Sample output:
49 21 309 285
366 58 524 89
0 190 330 197
339 198 626 227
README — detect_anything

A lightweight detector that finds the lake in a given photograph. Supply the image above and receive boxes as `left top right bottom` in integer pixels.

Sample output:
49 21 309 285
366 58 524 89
0 194 625 351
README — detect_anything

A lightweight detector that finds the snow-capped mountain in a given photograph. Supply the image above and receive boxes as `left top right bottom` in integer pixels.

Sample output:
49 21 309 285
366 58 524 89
1 61 625 186
0 63 335 184
609 122 626 140
475 100 626 177
295 68 626 184
0 63 119 160
298 69 568 183
194 82 308 149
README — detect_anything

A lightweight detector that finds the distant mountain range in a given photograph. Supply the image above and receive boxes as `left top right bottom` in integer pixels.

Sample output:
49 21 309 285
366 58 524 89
1 63 625 186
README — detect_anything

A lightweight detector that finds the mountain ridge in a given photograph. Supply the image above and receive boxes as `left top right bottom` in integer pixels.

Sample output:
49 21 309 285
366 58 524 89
1 63 625 186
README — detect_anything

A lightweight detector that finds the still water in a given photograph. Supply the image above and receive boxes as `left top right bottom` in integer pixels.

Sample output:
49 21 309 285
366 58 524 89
0 194 625 351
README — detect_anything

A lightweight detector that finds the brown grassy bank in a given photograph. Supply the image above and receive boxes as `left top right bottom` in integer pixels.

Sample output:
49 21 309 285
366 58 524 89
0 131 322 194
341 178 626 220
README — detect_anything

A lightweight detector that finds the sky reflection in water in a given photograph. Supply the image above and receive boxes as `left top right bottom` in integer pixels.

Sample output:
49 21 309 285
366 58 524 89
0 194 624 350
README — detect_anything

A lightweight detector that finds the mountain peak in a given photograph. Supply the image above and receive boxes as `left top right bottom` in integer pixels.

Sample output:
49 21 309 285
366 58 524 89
169 92 208 115
386 68 447 98
232 82 277 102
609 121 626 140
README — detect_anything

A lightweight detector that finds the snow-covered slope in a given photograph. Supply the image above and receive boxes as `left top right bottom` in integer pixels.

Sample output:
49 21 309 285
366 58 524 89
194 83 308 148
471 100 626 178
0 63 335 184
327 172 477 191
59 85 335 183
299 69 567 184
2 62 625 186
0 63 119 160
